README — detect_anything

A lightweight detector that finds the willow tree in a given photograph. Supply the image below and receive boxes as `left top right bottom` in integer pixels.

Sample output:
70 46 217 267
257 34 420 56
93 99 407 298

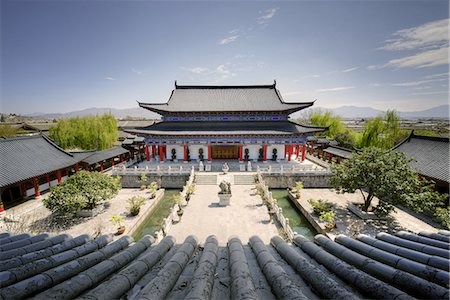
309 112 345 138
49 114 118 150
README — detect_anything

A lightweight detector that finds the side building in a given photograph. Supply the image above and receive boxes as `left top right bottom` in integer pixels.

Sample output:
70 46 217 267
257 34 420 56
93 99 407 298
393 131 449 194
125 82 327 162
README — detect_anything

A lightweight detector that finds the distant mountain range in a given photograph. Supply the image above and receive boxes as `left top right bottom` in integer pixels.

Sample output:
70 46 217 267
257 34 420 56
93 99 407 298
28 104 449 120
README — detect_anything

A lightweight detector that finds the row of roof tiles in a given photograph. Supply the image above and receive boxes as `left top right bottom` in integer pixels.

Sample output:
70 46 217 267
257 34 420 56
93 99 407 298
0 230 448 299
0 134 129 188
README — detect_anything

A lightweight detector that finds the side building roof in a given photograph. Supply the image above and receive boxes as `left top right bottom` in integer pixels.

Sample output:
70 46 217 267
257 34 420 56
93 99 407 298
0 134 77 188
323 145 354 159
393 132 449 183
0 230 448 299
72 147 130 165
138 82 314 114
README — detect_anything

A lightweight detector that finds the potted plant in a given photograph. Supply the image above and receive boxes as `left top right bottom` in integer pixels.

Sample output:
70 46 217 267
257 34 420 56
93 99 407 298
140 173 148 183
272 148 277 161
110 214 125 235
244 148 250 161
218 180 232 206
147 181 159 198
173 194 184 217
258 148 264 161
294 181 304 199
319 211 336 230
308 199 334 216
186 184 195 201
127 196 146 216
171 149 177 161
199 148 204 161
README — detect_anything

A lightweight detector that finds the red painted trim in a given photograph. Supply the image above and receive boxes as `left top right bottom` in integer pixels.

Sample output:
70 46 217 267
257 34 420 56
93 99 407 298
263 144 267 161
57 170 62 183
301 144 306 161
75 163 79 172
34 177 40 197
239 144 243 161
145 145 150 161
208 144 212 161
184 144 187 161
100 162 104 172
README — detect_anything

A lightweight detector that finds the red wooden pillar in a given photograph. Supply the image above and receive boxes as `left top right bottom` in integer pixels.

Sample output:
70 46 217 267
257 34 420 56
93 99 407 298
183 144 187 161
296 145 300 159
152 146 156 158
85 165 89 171
57 170 62 183
158 145 163 161
75 163 79 173
328 153 333 162
301 144 307 162
287 145 291 161
207 144 212 161
120 154 124 163
33 177 40 197
239 144 243 161
47 174 51 187
145 145 150 161
263 144 267 161
111 158 115 167
100 162 104 172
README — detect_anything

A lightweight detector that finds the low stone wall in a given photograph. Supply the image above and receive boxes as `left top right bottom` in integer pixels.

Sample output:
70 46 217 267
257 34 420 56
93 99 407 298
262 173 332 188
120 175 189 189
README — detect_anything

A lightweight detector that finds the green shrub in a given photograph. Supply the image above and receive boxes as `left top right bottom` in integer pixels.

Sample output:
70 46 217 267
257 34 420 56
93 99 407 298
127 196 146 216
435 206 450 229
43 171 121 213
110 214 125 227
319 210 336 224
308 199 334 215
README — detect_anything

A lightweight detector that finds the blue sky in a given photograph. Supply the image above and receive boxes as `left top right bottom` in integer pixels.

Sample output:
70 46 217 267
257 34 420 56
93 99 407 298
1 1 449 114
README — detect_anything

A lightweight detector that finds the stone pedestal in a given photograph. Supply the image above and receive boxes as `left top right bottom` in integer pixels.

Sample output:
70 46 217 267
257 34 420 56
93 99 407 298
218 194 231 206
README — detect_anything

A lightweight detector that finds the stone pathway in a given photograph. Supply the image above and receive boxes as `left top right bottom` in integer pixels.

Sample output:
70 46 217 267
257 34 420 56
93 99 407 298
169 184 279 245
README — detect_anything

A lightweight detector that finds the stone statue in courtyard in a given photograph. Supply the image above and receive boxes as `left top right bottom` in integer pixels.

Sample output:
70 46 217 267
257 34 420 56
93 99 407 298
247 161 252 172
222 163 229 174
218 180 231 206
199 161 204 171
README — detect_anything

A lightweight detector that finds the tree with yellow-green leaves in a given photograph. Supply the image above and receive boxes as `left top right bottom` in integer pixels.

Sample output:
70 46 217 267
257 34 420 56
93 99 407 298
309 111 345 139
49 114 118 150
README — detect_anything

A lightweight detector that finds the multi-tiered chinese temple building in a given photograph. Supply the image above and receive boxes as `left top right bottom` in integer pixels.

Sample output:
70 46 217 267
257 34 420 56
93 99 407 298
125 82 327 162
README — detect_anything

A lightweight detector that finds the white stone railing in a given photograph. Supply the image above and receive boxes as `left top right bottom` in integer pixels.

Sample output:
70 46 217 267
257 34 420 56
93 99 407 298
111 164 191 176
256 171 296 241
153 167 196 243
256 164 328 174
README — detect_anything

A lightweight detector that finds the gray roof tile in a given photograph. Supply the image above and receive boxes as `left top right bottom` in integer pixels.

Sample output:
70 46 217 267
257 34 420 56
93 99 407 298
0 134 77 188
324 146 354 159
139 84 314 113
394 133 449 183
0 231 448 299
80 147 129 165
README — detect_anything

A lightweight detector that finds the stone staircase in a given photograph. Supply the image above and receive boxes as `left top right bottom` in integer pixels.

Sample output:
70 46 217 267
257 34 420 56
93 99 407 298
195 174 218 185
233 174 255 185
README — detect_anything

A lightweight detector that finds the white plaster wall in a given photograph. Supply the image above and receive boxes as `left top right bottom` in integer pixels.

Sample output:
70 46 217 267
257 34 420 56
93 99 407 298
243 144 262 160
267 144 285 160
189 145 208 160
166 144 184 160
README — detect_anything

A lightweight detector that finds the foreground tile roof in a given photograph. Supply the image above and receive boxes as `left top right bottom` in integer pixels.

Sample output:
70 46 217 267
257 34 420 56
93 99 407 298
0 230 448 299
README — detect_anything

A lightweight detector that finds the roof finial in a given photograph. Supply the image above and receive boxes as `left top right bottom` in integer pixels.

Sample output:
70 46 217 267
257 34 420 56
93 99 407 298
273 79 276 87
175 80 178 88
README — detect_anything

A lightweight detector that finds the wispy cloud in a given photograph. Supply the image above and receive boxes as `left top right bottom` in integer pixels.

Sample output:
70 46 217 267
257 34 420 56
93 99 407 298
369 19 449 70
316 86 354 93
391 77 447 87
218 35 239 45
180 66 209 74
369 83 381 87
342 67 359 73
216 64 235 79
424 72 449 79
294 75 320 82
409 90 449 96
257 8 279 26
381 18 449 51
132 68 143 75
105 77 115 81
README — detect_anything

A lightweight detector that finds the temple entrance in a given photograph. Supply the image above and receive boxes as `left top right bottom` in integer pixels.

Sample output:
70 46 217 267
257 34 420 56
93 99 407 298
211 145 239 159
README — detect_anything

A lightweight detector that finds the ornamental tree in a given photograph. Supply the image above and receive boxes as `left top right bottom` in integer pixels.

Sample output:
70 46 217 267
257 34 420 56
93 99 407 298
331 147 447 216
43 171 121 213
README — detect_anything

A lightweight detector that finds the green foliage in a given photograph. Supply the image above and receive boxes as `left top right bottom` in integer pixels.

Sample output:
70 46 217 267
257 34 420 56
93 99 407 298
110 214 125 227
43 171 121 213
140 173 148 182
148 181 159 191
334 130 356 148
49 114 118 150
0 125 19 137
413 130 440 137
127 196 146 216
310 112 345 138
356 110 408 149
331 147 446 217
435 207 450 229
308 199 334 215
319 210 336 224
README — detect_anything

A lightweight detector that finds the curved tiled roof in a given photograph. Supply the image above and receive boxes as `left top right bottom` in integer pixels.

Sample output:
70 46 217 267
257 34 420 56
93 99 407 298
0 230 448 299
393 132 449 183
0 134 77 188
126 121 327 136
324 146 354 159
138 83 314 113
